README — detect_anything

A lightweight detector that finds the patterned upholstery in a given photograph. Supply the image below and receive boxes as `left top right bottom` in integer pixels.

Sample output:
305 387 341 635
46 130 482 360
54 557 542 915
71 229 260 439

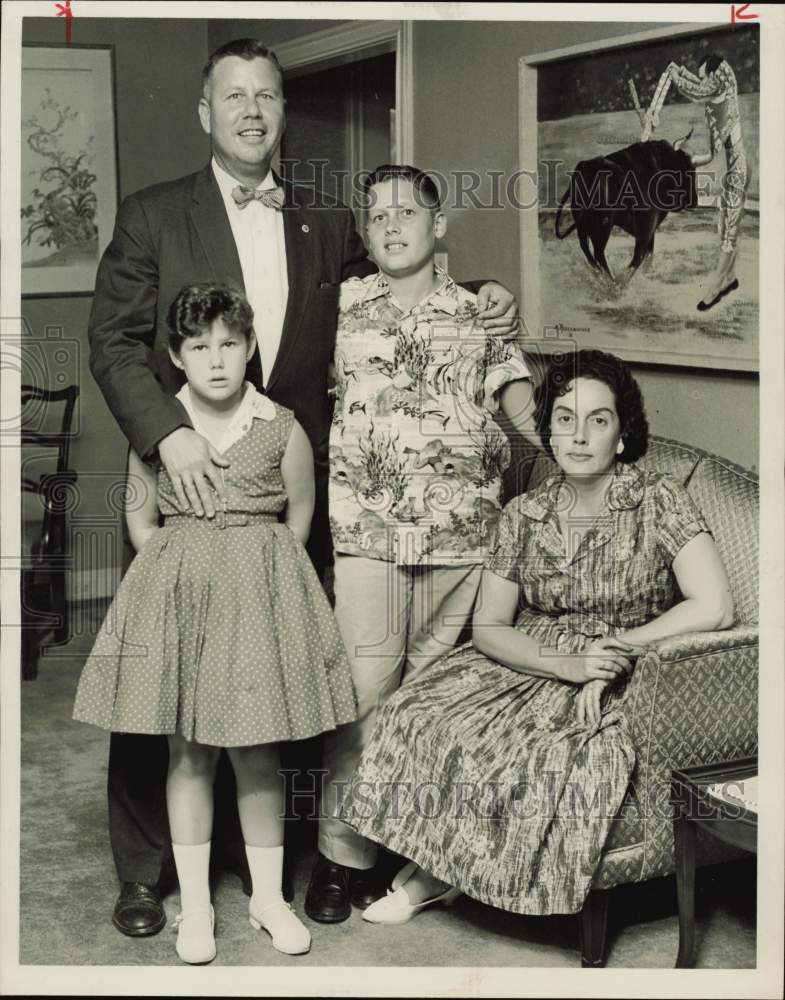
521 436 759 891
595 629 758 888
686 456 759 625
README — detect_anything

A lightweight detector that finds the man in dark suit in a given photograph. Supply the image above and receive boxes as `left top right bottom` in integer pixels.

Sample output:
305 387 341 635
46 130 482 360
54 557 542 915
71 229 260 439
89 37 517 937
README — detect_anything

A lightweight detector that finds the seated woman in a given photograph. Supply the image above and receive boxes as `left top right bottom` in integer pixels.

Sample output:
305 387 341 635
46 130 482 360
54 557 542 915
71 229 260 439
338 348 734 922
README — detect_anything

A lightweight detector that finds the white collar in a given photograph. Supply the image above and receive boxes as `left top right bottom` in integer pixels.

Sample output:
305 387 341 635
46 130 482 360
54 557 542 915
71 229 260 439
175 381 275 453
211 157 276 199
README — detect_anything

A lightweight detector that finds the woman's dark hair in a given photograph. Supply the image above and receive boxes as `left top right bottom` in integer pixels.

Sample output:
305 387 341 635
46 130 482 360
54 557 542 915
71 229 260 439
201 38 283 96
698 52 725 76
534 349 649 463
363 164 442 211
167 283 254 353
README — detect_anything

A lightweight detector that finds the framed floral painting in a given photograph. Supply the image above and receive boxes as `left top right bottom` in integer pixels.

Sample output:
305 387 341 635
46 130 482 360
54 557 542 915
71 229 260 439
21 44 118 296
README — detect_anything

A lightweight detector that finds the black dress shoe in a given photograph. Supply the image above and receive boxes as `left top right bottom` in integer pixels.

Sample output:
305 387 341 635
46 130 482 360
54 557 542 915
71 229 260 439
304 854 352 923
350 865 389 910
112 882 166 937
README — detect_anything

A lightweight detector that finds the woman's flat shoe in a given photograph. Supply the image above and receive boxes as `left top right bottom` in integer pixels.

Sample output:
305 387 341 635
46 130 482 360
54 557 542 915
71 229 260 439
362 862 461 925
249 899 311 955
172 905 216 964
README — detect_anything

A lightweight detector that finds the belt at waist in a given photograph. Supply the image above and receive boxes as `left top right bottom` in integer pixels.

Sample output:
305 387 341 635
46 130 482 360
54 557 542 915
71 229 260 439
164 511 280 529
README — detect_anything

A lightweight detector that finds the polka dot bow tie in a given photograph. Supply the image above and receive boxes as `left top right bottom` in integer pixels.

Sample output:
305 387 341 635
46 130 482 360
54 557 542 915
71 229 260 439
231 184 285 210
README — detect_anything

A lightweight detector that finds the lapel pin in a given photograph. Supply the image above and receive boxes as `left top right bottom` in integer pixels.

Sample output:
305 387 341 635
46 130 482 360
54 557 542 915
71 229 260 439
301 224 310 233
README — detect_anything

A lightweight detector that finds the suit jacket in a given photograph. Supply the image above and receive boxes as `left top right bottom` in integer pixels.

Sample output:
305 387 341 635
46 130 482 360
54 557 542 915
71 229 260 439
89 164 374 566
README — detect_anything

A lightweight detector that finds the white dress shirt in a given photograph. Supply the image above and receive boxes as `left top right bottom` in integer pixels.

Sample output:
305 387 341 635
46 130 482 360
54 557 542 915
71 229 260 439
211 158 289 386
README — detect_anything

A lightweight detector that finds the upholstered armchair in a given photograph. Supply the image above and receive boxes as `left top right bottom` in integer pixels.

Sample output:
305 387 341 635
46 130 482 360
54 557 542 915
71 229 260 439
522 436 759 967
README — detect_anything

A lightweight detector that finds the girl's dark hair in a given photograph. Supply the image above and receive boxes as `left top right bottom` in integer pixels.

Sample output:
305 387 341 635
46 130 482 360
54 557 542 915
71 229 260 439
167 283 254 353
534 349 649 464
363 164 442 211
698 52 725 75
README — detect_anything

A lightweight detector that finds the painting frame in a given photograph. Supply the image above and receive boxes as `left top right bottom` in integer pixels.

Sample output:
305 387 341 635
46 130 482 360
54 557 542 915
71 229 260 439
21 43 118 298
519 22 760 372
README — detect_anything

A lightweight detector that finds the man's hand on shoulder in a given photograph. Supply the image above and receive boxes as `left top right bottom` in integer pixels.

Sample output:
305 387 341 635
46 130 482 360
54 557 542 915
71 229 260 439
475 281 519 340
158 426 229 518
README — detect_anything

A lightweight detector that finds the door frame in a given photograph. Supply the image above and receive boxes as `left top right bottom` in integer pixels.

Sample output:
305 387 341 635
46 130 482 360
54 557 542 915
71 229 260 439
274 20 414 165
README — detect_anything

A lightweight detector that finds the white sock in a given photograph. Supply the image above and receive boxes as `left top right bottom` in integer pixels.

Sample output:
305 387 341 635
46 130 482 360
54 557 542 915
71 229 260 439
172 841 211 912
246 843 310 954
245 844 284 908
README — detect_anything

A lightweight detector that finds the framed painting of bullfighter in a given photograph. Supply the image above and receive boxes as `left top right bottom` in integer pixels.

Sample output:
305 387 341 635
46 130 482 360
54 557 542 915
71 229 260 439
519 22 759 371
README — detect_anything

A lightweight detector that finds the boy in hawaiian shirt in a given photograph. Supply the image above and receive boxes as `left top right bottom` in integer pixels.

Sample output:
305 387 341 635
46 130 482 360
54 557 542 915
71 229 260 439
306 163 539 920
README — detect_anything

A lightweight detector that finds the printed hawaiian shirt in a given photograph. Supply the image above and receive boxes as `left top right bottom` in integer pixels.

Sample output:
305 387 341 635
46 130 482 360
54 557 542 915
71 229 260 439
329 268 531 566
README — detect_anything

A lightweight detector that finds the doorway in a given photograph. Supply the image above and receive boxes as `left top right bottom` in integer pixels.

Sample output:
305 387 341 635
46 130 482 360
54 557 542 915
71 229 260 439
279 52 397 226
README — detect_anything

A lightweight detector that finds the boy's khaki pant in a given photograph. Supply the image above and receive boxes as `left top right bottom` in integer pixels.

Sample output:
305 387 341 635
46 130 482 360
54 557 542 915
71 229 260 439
318 553 482 870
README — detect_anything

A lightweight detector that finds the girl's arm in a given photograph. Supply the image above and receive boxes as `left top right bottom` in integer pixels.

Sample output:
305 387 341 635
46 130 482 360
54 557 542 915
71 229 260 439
499 379 542 449
472 569 630 684
126 448 161 551
613 532 734 647
280 418 315 546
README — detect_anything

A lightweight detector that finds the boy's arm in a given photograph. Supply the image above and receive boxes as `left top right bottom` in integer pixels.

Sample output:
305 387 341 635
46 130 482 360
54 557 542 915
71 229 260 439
480 337 542 449
125 449 161 551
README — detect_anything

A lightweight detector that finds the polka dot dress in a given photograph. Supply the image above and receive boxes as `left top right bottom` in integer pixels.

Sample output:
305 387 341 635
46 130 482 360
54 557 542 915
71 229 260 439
73 403 358 747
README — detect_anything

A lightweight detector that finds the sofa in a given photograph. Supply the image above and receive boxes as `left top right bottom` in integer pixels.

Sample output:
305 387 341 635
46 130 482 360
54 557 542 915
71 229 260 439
522 435 759 966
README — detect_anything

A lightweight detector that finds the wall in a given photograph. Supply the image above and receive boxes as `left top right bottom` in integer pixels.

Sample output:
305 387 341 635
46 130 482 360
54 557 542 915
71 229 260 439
411 19 759 471
207 18 350 52
21 18 210 598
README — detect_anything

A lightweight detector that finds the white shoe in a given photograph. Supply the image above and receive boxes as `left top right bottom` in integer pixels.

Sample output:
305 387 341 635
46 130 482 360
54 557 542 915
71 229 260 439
172 905 216 964
249 898 311 955
362 861 461 925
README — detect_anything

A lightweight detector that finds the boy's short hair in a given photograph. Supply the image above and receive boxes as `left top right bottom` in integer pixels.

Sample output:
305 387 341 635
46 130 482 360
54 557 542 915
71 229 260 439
363 164 442 211
167 283 254 353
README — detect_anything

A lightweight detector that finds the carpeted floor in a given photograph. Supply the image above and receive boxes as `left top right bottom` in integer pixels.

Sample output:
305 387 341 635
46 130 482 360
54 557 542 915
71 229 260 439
19 620 756 969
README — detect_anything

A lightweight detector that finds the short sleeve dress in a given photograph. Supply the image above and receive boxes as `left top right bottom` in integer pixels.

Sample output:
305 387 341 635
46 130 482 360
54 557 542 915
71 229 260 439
73 386 357 748
339 463 710 915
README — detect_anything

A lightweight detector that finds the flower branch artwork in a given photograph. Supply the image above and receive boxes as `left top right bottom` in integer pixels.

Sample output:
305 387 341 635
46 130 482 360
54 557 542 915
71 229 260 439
21 45 117 296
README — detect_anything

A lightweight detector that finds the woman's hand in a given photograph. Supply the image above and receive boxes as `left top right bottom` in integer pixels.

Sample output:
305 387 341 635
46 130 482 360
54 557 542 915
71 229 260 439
557 636 638 684
588 636 643 675
576 680 608 728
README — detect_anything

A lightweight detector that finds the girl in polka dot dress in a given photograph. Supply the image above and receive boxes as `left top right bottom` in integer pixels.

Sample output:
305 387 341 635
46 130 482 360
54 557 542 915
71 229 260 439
74 283 357 964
